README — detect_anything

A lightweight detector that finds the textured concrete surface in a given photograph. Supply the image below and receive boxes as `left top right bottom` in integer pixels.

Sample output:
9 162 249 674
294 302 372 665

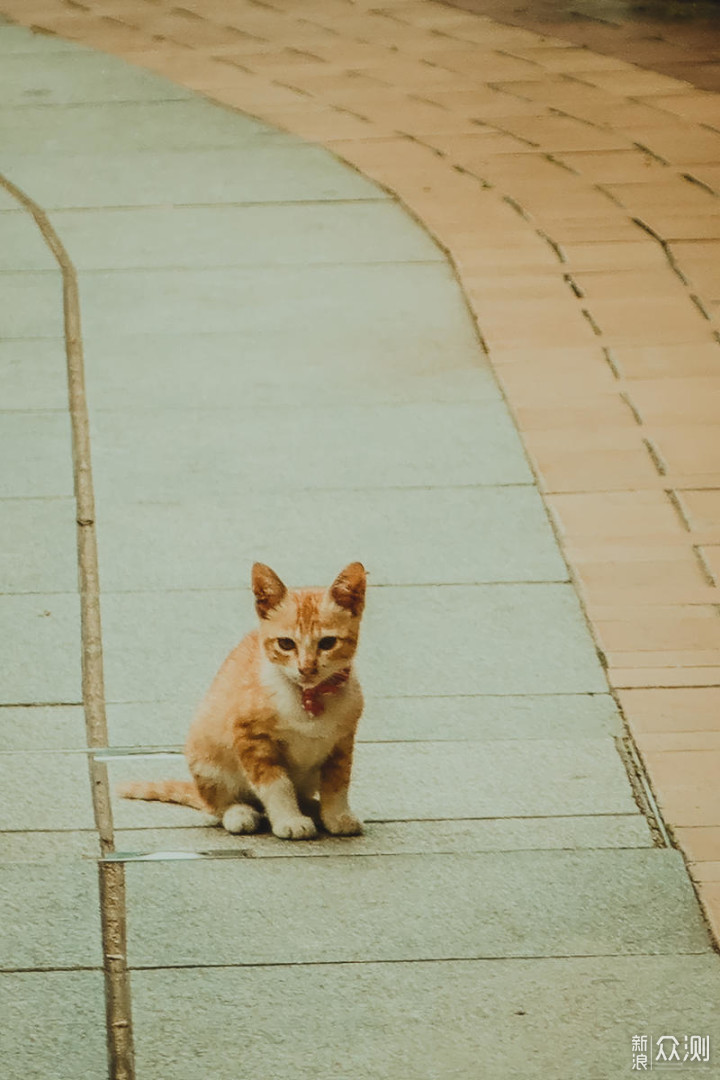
105 738 639 828
131 957 720 1080
0 705 87 751
0 971 108 1080
111 814 653 857
0 412 73 496
123 850 710 967
0 499 78 593
0 752 95 831
0 338 68 408
98 583 607 704
0 863 103 970
1 144 385 206
104 691 621 746
93 486 567 590
1 12 720 1080
48 202 441 268
0 594 82 704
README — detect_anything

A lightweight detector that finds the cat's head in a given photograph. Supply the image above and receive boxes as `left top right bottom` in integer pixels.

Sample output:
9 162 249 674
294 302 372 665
252 562 366 688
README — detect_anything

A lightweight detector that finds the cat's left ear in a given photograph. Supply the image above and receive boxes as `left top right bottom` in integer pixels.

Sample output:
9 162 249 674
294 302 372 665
252 563 287 619
329 562 366 617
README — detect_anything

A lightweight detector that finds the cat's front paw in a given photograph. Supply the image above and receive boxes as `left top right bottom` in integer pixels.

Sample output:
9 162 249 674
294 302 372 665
272 814 318 841
322 811 364 836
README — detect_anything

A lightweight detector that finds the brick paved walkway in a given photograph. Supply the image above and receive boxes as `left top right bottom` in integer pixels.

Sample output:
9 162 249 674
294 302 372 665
448 0 720 94
2 3 720 1078
7 0 718 936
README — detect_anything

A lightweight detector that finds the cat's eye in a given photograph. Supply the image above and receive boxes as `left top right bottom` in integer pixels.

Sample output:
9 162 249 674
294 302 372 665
277 638 296 651
318 636 337 651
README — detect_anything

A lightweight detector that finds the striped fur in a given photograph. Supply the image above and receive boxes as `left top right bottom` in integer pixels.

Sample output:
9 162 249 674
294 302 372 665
117 563 366 840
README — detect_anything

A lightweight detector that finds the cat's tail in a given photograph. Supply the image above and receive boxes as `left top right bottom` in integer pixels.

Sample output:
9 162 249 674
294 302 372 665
116 779 207 811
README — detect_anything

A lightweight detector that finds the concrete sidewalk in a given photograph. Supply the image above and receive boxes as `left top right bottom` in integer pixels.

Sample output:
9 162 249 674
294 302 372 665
0 16 719 1080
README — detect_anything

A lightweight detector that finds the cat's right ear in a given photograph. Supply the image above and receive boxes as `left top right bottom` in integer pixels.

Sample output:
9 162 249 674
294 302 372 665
252 563 287 619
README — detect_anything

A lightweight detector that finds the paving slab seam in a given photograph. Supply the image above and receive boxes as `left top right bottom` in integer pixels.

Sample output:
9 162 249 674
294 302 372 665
614 734 671 847
121 950 710 970
3 9 720 1071
0 171 136 1080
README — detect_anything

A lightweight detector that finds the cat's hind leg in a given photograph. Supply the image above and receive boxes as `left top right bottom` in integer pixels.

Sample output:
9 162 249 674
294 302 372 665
222 803 264 834
190 759 264 833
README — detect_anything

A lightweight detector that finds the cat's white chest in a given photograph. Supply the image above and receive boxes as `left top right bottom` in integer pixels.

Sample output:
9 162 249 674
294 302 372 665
262 663 354 774
275 693 344 772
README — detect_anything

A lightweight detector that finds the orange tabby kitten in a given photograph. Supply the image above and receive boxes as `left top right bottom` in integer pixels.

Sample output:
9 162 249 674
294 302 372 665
118 562 366 840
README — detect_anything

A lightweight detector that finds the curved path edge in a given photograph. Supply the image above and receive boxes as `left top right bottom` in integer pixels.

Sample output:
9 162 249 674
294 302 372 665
3 0 720 937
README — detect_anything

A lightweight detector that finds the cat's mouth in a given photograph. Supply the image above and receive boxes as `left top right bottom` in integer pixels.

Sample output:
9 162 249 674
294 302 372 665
297 675 321 689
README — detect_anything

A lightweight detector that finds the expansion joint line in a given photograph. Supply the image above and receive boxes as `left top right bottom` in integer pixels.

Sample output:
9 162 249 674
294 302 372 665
0 172 136 1080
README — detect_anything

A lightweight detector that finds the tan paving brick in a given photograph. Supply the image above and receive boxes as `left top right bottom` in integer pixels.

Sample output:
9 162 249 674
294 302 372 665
700 885 720 942
548 491 683 540
507 185 629 223
209 79 319 110
579 103 696 129
626 378 720 426
649 427 720 477
698 546 720 586
674 827 720 862
618 687 720 733
495 358 618 404
670 241 720 300
488 114 632 152
456 270 569 301
586 298 712 346
688 860 720 882
450 242 560 273
560 241 668 272
663 473 720 492
595 612 720 653
329 89 486 135
421 48 543 82
573 268 687 301
611 667 720 688
639 214 720 241
465 297 599 349
134 14 256 49
505 46 633 75
420 86 546 118
359 55 488 87
554 148 671 184
640 735 720 753
492 77 637 115
650 92 720 124
608 649 720 669
513 397 637 432
604 179 719 217
417 130 541 160
610 342 720 379
489 343 609 365
258 105 381 141
574 554 708 594
540 216 650 244
642 750 720 826
623 123 720 164
578 69 696 96
529 446 662 494
678 491 720 532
